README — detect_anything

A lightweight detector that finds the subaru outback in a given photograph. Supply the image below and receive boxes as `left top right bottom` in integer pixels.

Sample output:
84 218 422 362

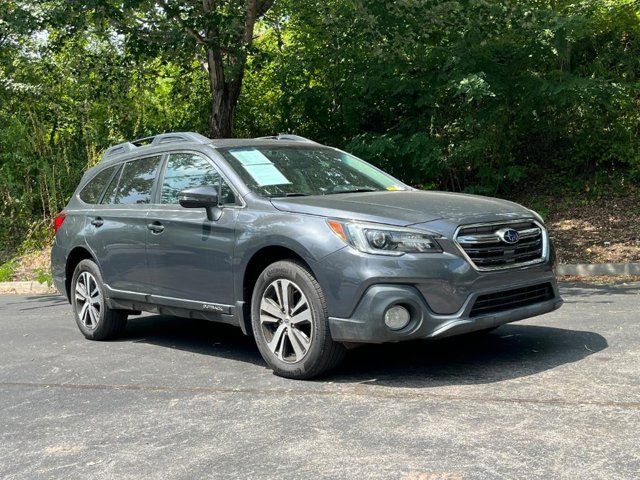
51 132 563 379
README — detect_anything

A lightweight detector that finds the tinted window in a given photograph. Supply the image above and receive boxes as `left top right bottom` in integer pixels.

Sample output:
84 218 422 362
113 156 161 205
161 153 236 205
102 164 123 205
79 165 117 204
219 146 404 197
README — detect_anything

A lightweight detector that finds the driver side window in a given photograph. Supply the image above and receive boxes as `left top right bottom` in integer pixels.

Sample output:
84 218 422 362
161 153 237 205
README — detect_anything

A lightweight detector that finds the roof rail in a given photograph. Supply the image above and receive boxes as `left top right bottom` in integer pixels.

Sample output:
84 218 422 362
255 133 318 144
103 142 137 158
101 132 211 161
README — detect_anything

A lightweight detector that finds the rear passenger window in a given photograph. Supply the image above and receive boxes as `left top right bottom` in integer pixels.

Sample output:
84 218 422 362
112 156 161 205
161 153 237 205
102 164 123 205
79 165 117 204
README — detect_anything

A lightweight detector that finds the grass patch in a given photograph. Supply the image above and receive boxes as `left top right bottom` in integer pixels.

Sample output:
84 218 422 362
0 260 18 282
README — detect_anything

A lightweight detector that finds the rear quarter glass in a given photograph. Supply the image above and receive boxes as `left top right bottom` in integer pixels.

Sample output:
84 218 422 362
79 165 119 204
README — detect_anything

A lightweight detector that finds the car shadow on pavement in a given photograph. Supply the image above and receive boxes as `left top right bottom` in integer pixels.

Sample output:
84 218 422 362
332 324 608 387
559 282 640 302
123 314 607 387
122 314 264 366
3 294 68 310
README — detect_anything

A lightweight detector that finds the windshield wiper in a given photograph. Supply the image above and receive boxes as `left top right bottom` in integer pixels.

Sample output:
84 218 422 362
267 192 311 198
325 188 379 195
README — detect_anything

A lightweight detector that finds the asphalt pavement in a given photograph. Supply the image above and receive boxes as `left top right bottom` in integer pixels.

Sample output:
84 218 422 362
1 282 639 479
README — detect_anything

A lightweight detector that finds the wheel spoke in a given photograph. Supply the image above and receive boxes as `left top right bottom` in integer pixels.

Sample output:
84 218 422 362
273 280 284 310
267 323 286 355
81 272 90 291
288 327 309 360
291 307 311 325
290 296 307 316
90 290 102 306
75 282 86 298
88 305 99 326
279 279 291 314
278 332 289 361
79 302 90 326
260 313 281 324
261 298 285 320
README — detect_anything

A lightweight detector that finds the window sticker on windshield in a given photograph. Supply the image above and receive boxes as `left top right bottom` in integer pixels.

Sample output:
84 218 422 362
229 148 291 186
386 185 405 191
229 149 273 166
242 163 292 187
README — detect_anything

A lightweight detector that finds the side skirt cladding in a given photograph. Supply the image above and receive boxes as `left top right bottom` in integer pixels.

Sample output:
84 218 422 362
105 286 240 327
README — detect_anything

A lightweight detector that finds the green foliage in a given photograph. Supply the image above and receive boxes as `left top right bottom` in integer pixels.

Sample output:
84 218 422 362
0 260 18 282
0 6 210 255
247 0 640 193
1 0 639 259
34 267 53 286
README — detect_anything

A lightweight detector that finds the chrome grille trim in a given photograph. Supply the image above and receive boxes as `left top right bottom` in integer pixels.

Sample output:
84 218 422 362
456 227 541 245
454 219 548 271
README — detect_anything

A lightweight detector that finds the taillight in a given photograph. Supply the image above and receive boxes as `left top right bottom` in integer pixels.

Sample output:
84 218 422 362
52 212 67 234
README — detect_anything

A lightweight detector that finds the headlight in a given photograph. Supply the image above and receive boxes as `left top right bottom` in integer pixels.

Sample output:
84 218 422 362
327 220 442 256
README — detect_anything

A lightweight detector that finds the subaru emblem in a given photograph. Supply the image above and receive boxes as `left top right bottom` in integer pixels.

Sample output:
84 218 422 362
498 228 519 244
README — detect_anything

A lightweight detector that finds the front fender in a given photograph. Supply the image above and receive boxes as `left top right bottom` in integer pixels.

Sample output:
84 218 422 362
232 209 345 302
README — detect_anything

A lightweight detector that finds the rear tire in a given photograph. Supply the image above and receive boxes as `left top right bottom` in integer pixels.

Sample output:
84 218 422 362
71 259 128 340
251 260 345 379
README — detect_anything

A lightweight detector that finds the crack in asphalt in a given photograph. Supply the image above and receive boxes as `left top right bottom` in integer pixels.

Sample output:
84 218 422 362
2 381 639 410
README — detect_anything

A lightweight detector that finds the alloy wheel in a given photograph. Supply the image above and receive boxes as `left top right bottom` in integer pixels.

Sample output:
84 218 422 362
74 271 102 330
259 279 313 363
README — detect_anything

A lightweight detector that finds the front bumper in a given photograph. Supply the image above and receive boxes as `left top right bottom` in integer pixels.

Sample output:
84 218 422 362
328 280 563 343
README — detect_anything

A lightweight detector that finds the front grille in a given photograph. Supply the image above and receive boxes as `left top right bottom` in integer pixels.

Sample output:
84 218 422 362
456 220 545 270
470 283 554 318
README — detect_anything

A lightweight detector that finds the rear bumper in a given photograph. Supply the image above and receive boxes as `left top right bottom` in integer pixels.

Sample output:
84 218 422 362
52 274 66 299
50 241 68 299
328 280 563 343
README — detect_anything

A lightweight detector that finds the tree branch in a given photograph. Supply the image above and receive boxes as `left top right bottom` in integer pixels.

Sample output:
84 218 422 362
257 0 274 18
243 0 258 45
156 0 207 45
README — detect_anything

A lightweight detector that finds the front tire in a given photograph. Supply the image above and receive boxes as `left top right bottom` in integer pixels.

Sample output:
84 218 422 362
71 259 127 340
251 260 345 379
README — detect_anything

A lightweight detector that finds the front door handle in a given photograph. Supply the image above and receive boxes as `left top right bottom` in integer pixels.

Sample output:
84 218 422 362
91 218 104 227
147 222 165 234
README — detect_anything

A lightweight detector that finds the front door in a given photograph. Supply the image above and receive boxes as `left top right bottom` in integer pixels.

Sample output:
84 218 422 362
145 152 239 307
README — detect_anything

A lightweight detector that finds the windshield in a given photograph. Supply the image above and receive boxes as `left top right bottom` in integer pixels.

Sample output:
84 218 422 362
219 146 406 197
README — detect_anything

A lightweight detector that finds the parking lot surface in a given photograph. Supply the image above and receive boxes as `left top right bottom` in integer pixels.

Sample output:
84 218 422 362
1 282 639 479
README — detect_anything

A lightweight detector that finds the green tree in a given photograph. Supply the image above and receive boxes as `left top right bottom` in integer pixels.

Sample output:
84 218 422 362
247 0 640 193
78 0 275 138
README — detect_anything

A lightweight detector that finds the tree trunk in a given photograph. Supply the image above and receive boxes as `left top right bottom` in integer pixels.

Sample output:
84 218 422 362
200 0 268 138
208 78 244 138
205 48 243 138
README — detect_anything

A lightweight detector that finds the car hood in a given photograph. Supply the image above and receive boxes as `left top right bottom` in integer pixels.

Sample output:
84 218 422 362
270 190 534 231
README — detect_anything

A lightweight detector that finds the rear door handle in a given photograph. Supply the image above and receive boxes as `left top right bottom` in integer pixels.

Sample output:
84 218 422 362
91 218 104 227
147 222 165 234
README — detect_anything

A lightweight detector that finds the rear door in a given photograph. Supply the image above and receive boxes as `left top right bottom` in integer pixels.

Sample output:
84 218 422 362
145 151 240 308
86 155 163 294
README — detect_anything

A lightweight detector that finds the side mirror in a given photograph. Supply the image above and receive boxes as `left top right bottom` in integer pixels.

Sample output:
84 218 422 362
178 186 221 221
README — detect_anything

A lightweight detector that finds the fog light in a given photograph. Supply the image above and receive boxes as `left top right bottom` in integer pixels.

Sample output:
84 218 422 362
384 305 411 330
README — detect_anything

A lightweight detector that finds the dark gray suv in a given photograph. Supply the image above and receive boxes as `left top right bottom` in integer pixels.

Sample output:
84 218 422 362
51 132 563 379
